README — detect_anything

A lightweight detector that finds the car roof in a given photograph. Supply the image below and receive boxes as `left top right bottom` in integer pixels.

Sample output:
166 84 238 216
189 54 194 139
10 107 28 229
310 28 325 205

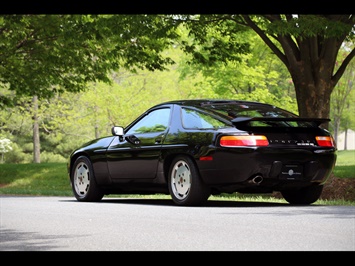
151 99 299 121
156 99 274 108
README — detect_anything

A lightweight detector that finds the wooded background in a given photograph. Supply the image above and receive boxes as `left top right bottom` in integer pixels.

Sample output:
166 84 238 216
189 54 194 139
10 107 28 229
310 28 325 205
0 15 354 163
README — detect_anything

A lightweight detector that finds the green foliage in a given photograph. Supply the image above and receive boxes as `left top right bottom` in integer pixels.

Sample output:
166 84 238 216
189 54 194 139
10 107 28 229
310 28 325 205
1 15 103 99
177 31 298 114
266 15 354 39
330 41 355 135
4 142 32 164
40 151 66 163
176 15 250 67
0 15 179 106
235 88 298 114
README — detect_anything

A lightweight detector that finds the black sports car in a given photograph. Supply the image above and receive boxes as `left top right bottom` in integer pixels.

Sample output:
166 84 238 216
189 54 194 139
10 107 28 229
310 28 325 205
68 99 337 206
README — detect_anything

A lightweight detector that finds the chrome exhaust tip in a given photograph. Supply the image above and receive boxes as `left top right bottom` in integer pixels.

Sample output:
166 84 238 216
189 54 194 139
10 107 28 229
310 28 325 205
250 175 263 185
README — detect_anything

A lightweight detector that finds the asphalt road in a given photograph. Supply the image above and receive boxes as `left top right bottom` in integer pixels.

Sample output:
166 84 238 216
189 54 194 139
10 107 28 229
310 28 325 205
0 196 354 251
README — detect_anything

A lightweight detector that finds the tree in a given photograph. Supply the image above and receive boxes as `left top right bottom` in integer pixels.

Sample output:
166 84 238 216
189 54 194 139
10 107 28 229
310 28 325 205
0 14 177 162
171 15 355 128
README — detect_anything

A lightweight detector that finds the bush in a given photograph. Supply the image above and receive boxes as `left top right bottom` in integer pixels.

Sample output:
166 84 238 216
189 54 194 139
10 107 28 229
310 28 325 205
3 142 32 163
40 151 66 163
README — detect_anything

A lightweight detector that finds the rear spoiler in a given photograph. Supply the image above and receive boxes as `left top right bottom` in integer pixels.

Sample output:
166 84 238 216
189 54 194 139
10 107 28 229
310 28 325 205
231 117 330 127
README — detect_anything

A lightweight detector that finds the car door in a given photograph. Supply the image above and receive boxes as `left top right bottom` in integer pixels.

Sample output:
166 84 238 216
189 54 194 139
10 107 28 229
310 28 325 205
106 107 171 180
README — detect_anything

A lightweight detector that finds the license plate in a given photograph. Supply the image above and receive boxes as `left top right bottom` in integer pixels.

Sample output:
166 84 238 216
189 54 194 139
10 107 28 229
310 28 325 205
279 164 303 180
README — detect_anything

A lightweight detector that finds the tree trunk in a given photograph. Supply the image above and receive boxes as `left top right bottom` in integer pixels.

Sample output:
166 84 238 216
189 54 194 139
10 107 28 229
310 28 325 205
293 76 333 129
344 128 348 150
333 119 339 148
32 95 41 163
284 41 337 130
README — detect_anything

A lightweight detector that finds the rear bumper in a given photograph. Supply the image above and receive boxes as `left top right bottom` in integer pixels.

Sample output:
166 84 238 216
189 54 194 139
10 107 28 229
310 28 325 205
197 146 337 188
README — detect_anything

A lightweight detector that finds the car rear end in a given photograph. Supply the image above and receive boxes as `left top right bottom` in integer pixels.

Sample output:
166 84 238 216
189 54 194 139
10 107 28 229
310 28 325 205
195 101 337 193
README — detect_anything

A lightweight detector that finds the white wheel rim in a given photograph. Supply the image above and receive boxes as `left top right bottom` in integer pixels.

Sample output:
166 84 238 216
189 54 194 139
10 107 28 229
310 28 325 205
74 162 90 197
171 160 191 200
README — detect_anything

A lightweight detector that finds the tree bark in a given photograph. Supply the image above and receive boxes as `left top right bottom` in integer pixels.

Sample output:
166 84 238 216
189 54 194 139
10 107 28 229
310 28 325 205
279 32 338 130
293 73 333 129
32 95 41 163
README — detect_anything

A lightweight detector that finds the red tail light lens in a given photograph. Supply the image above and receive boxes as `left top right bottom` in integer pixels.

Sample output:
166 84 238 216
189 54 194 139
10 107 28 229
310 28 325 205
316 136 336 147
220 135 269 147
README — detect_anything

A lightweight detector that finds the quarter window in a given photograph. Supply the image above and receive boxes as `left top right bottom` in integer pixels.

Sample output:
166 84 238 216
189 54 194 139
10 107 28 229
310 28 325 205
182 108 228 129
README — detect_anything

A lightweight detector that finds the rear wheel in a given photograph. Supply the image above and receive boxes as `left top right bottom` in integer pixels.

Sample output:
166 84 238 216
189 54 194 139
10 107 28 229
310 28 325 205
70 156 104 202
168 155 210 206
281 184 323 205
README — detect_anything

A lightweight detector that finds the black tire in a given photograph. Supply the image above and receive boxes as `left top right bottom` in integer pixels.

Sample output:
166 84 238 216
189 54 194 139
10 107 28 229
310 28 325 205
168 155 210 206
70 156 104 202
281 184 324 205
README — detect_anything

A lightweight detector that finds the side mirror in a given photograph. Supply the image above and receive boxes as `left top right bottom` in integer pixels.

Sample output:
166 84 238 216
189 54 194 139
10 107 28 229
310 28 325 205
111 126 124 136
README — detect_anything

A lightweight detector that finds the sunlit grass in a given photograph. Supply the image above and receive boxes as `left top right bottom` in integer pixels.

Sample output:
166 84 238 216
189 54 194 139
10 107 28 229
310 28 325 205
333 150 355 178
8 178 32 186
0 162 71 196
105 193 355 206
336 150 355 166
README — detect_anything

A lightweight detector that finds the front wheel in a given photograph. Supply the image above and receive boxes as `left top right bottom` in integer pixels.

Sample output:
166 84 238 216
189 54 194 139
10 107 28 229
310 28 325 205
70 156 104 202
168 155 210 206
281 184 324 205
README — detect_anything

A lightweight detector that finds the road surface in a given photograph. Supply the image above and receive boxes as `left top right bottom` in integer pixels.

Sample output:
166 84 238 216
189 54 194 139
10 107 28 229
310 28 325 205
0 196 354 251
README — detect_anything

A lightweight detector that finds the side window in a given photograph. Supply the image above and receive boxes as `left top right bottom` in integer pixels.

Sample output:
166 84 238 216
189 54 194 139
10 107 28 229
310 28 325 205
182 108 228 129
127 108 170 134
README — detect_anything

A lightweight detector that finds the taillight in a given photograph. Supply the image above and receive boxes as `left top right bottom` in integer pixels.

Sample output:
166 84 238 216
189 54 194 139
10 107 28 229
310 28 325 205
199 156 213 161
220 135 269 147
316 136 336 147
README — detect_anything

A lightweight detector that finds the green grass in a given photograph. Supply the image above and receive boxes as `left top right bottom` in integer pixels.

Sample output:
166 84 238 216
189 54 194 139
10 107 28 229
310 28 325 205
0 162 71 196
332 150 355 179
0 150 354 205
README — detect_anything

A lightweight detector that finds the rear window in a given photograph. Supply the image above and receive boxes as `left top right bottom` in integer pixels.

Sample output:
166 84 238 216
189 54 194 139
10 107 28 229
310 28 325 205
203 102 295 118
200 102 316 128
